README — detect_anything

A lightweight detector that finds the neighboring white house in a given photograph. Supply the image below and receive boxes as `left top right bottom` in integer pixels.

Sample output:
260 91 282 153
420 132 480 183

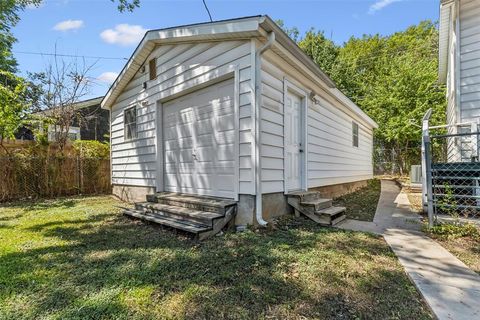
439 0 480 133
101 16 377 225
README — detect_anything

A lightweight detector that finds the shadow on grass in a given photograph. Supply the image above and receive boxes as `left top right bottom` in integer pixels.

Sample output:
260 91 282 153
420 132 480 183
0 198 78 213
0 212 432 319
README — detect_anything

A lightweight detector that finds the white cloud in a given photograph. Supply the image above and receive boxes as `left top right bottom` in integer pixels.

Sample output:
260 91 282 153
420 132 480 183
53 19 84 32
100 24 147 46
97 72 119 84
368 0 404 14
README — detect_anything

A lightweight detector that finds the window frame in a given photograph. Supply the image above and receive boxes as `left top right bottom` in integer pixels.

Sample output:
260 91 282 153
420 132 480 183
124 105 138 141
352 121 359 148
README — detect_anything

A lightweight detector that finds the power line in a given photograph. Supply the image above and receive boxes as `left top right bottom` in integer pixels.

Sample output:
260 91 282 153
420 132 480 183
202 0 213 22
13 50 128 61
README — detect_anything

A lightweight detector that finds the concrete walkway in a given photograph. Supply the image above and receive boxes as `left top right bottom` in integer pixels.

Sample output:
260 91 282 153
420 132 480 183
337 179 480 320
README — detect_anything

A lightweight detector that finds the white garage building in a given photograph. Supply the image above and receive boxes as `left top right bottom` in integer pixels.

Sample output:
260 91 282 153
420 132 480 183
102 15 377 231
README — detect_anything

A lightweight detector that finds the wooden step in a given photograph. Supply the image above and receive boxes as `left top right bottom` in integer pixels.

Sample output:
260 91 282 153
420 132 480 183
287 190 322 202
124 209 211 234
147 192 237 214
317 206 346 216
301 198 332 211
331 214 347 226
135 202 224 226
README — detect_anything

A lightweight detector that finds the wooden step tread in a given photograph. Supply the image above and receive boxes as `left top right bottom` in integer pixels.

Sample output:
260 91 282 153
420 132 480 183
152 192 237 208
136 202 224 220
124 209 210 234
317 206 346 216
287 191 321 197
301 199 332 206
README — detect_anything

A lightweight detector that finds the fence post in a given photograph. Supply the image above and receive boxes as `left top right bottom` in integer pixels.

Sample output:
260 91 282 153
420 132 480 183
421 109 432 213
424 136 434 228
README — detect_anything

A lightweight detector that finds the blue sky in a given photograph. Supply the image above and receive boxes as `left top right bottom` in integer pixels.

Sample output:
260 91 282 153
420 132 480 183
13 0 439 98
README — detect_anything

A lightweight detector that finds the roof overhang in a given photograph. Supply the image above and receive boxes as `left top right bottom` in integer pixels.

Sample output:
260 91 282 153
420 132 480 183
36 96 104 116
100 15 377 129
438 0 455 84
101 16 265 110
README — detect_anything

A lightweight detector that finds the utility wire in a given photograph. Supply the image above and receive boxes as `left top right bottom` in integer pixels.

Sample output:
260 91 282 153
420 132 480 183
13 50 128 61
202 0 213 22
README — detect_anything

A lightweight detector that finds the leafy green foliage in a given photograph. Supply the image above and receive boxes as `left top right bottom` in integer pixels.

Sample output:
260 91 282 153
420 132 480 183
425 222 480 240
111 0 140 12
278 20 446 174
0 0 41 72
0 71 29 151
298 29 339 77
73 140 110 159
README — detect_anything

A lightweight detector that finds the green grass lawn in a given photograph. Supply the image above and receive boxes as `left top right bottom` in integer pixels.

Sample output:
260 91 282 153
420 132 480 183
0 196 432 319
333 179 381 222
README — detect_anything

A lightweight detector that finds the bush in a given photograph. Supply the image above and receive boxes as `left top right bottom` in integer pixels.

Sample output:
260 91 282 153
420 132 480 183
72 140 109 159
424 222 480 240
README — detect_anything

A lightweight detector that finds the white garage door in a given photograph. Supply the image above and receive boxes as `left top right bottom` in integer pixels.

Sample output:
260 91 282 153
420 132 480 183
163 79 236 199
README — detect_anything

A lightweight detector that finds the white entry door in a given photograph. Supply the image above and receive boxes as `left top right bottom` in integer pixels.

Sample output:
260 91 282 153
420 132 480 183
162 79 236 198
285 91 303 192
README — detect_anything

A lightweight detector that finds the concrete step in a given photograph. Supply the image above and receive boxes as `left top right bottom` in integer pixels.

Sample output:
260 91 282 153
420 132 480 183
147 192 237 214
124 209 211 234
300 198 332 211
135 202 224 226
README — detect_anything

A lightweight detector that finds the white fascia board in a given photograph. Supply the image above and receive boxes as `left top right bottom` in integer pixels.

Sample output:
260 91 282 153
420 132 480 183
101 17 263 110
438 0 454 84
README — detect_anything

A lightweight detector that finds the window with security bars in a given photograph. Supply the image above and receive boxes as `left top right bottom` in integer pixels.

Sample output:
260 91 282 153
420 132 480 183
352 121 359 147
124 106 137 140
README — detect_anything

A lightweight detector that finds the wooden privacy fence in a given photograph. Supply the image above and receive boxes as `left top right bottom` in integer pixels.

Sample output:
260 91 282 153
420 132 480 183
0 156 111 202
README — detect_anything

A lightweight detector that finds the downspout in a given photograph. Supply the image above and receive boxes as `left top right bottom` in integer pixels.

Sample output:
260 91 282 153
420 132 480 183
254 31 275 227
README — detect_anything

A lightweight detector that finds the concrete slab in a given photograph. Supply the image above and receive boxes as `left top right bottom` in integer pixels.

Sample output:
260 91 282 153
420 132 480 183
338 179 480 320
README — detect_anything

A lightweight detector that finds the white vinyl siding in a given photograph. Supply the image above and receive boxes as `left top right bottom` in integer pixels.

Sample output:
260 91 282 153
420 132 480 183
260 49 374 193
459 0 480 121
110 40 253 190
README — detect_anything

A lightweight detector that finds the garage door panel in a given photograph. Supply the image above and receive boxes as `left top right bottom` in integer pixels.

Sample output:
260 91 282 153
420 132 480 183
165 149 194 164
217 115 235 132
165 163 195 174
164 137 194 151
163 78 236 198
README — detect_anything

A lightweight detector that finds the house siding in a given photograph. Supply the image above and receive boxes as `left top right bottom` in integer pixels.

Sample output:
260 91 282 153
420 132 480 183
459 0 480 121
260 50 374 194
110 40 254 193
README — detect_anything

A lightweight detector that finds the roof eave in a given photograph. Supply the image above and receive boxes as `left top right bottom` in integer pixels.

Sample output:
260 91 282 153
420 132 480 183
101 16 265 110
259 17 336 88
438 0 454 84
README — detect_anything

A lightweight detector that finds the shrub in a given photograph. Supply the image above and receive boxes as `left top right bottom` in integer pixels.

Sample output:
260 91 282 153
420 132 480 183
424 222 480 240
72 140 109 159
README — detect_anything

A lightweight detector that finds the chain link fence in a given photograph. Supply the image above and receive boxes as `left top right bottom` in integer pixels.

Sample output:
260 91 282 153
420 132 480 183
374 145 421 176
0 156 110 202
428 131 480 219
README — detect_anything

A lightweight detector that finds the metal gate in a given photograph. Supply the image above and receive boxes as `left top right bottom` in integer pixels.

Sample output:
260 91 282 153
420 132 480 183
422 109 480 226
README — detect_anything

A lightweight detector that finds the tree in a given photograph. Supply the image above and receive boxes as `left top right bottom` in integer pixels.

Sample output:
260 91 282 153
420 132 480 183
0 0 42 72
0 71 29 153
29 55 96 151
332 21 445 173
276 20 446 174
298 29 339 78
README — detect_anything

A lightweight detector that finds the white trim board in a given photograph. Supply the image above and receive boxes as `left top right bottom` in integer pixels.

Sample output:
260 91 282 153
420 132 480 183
283 78 309 193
